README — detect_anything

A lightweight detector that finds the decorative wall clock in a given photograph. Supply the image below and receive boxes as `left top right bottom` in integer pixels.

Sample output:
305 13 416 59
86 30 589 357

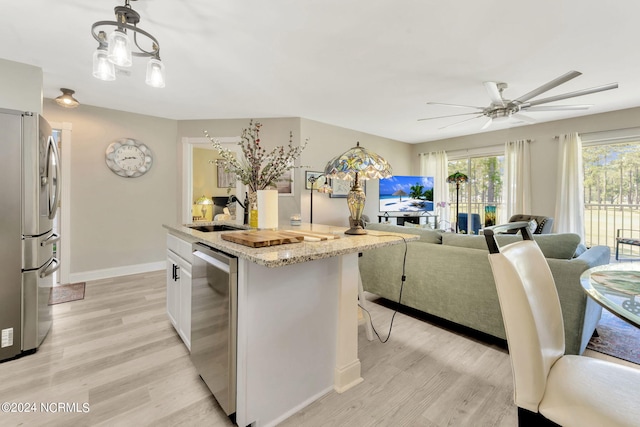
105 138 153 178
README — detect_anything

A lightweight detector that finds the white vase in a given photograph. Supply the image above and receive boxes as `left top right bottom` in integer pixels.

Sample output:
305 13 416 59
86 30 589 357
257 189 278 229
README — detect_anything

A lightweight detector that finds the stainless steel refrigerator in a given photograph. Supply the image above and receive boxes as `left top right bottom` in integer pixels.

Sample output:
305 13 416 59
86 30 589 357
0 108 60 362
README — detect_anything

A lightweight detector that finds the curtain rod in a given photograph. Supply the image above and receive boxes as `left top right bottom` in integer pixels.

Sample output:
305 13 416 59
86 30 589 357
418 139 534 157
555 126 640 140
506 139 534 143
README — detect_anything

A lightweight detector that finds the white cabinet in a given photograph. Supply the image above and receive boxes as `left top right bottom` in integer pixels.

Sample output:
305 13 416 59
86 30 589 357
166 234 193 350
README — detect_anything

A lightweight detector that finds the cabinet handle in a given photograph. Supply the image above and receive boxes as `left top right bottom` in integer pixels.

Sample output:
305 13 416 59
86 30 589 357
174 265 180 281
172 264 180 281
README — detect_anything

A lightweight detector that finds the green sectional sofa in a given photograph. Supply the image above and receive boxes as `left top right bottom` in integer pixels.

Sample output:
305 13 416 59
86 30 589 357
359 223 611 355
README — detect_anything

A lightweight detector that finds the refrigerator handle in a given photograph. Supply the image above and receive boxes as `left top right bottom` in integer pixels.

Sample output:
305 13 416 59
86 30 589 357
39 258 60 278
40 232 60 247
46 136 61 220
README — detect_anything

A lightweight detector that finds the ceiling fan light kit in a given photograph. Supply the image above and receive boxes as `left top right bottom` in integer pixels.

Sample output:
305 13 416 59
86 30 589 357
420 70 618 130
91 0 165 88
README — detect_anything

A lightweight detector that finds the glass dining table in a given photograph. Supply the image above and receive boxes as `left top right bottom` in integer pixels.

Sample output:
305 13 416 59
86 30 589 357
580 262 640 328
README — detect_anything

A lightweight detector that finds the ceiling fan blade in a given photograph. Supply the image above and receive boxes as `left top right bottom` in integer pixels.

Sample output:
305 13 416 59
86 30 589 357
438 114 485 129
524 104 592 111
513 70 582 103
523 82 619 107
483 82 505 107
418 112 483 121
426 102 484 110
481 117 493 130
512 113 537 124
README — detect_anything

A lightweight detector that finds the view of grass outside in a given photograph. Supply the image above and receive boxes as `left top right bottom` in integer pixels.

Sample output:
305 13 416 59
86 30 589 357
584 142 640 258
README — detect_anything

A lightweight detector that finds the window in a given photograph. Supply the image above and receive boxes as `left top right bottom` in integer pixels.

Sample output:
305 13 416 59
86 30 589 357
583 141 640 257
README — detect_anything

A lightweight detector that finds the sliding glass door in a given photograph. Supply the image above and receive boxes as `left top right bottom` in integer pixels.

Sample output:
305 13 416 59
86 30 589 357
448 155 504 233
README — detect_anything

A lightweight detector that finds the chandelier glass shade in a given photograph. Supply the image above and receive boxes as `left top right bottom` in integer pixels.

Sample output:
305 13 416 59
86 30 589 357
145 58 166 88
91 0 165 88
324 142 393 234
107 29 132 67
92 44 116 81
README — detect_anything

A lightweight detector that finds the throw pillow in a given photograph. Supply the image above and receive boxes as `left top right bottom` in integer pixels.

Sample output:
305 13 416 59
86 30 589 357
574 243 588 258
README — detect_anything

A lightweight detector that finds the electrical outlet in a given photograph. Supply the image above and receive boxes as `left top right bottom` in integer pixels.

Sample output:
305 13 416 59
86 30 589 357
1 328 13 348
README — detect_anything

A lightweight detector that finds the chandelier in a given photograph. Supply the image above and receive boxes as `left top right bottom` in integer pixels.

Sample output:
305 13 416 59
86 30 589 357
91 0 165 88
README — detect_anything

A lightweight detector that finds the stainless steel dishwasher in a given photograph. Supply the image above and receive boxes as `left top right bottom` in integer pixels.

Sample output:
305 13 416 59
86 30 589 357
191 242 238 417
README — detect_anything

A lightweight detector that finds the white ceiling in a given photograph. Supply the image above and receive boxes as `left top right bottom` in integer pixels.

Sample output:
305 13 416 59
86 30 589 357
3 1 640 143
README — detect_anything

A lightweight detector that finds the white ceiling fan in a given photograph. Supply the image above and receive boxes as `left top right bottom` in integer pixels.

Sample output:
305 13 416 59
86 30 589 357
418 70 618 130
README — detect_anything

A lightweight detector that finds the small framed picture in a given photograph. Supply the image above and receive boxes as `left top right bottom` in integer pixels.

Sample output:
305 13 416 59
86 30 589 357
217 161 236 188
277 169 294 196
329 178 365 198
305 171 327 190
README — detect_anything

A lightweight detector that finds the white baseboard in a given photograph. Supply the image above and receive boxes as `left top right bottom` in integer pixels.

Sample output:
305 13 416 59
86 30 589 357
69 261 166 284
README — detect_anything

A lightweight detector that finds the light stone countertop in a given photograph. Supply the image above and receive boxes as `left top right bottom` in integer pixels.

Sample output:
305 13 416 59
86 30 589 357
163 221 419 268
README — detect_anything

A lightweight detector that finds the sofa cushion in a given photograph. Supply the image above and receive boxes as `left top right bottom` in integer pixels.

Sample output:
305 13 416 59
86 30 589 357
442 233 581 259
366 222 444 244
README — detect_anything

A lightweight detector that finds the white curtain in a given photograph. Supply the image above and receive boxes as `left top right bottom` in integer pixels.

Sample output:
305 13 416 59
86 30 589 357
555 132 585 241
420 151 449 230
503 139 532 223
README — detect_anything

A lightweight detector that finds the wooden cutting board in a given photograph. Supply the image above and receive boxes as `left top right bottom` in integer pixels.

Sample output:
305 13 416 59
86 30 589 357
220 230 340 247
221 230 304 248
280 230 340 241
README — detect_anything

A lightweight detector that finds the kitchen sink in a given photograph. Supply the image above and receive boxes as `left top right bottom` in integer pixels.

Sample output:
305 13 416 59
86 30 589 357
188 224 244 232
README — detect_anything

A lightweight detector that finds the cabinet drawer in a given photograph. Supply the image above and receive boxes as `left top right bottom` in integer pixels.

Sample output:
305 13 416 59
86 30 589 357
167 233 194 262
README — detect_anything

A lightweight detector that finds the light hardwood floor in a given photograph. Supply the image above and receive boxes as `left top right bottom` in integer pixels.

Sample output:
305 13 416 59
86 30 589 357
0 270 635 426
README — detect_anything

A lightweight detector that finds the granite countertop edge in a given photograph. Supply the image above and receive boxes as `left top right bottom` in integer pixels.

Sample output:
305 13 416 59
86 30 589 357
163 221 418 268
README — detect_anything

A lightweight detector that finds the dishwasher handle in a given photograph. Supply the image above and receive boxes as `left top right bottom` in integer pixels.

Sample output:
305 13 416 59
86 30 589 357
193 243 237 273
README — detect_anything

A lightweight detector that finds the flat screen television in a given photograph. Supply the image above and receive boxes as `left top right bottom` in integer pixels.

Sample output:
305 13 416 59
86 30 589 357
378 175 434 213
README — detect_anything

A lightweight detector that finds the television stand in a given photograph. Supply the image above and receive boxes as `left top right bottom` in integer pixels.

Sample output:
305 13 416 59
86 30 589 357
378 213 438 228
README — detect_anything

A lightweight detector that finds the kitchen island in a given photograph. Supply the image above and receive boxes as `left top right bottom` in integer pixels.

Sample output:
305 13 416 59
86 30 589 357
163 222 417 427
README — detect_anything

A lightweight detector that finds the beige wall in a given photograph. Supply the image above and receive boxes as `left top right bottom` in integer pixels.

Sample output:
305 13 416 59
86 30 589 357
411 106 640 224
178 118 303 224
178 117 412 227
0 59 42 113
43 99 178 276
299 118 413 226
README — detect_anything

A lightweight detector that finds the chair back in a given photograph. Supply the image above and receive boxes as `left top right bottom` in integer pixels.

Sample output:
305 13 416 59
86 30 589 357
458 213 482 234
508 214 554 234
487 239 565 412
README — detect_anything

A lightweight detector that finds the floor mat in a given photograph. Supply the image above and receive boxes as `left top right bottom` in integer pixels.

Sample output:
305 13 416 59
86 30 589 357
48 282 86 305
587 309 640 365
